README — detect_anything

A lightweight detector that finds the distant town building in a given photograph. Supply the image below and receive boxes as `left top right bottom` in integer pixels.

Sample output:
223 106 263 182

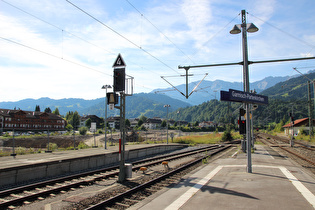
129 118 139 128
199 121 216 128
0 108 66 133
282 117 315 136
143 118 162 129
79 115 103 128
177 120 189 126
107 116 120 129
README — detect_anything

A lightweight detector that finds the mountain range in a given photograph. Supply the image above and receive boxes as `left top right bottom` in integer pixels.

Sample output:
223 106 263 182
0 73 304 119
151 75 292 106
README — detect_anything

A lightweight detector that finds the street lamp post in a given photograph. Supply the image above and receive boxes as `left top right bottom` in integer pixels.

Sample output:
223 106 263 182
230 9 259 173
164 104 170 144
102 85 112 149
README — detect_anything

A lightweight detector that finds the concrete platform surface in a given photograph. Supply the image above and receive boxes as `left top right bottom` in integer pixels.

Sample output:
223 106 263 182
0 143 180 170
134 145 315 210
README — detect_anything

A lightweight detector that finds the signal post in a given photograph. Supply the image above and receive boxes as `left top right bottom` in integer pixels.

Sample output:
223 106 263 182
108 54 133 183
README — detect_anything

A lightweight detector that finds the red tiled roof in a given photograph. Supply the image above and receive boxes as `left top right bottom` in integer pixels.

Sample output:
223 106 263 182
283 118 309 128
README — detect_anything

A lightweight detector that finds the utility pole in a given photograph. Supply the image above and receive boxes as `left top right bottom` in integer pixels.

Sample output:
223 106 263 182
178 9 315 173
240 9 252 173
164 104 170 144
290 106 294 147
308 81 313 140
118 92 126 182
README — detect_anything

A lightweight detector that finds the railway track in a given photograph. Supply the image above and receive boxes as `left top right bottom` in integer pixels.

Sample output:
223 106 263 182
80 145 231 210
257 133 315 173
0 144 228 209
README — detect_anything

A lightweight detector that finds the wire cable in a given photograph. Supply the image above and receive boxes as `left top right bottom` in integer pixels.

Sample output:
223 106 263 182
249 13 315 49
66 0 180 75
0 36 112 76
1 0 113 55
184 13 240 64
1 0 163 77
124 0 195 64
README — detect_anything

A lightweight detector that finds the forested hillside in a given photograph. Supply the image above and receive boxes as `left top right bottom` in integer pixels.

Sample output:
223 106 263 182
81 93 191 118
168 71 315 127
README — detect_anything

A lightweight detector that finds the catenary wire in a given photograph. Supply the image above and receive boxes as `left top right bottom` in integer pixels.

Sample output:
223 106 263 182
0 0 163 78
249 13 315 49
0 36 112 77
182 13 240 65
66 0 181 75
124 0 195 64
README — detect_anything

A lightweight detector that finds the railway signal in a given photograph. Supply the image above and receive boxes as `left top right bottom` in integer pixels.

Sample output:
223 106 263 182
111 54 134 183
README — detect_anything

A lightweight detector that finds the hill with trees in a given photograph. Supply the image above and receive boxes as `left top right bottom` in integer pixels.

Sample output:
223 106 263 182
168 71 315 129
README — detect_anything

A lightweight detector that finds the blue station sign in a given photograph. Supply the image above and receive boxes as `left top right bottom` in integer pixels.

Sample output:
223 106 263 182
220 89 268 105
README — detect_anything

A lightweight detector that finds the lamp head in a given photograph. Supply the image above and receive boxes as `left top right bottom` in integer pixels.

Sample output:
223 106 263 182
230 24 241 34
246 23 259 33
102 85 112 89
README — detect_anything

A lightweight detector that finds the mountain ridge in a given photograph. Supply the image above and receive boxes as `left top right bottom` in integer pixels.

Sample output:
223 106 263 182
0 73 305 119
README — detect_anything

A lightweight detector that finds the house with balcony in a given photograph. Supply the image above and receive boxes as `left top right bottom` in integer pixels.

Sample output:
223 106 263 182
0 108 66 133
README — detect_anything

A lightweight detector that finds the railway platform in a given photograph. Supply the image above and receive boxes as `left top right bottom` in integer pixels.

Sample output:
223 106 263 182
133 145 315 210
0 143 187 188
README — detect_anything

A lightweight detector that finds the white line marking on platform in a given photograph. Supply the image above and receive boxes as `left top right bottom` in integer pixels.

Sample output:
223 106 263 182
164 165 223 210
231 149 239 157
265 149 274 159
164 165 315 210
279 166 315 208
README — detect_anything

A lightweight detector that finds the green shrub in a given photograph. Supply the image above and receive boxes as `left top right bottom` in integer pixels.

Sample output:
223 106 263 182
16 147 26 155
29 147 35 154
79 127 88 135
78 142 89 149
47 143 58 151
221 127 233 141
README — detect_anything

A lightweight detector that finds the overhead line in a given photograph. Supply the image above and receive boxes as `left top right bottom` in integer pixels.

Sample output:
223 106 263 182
1 0 113 55
66 0 180 75
249 13 315 49
0 37 111 76
185 14 240 62
124 0 195 64
292 67 314 83
1 0 163 77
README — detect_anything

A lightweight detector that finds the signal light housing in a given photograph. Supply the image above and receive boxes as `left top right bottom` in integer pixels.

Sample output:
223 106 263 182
113 68 125 92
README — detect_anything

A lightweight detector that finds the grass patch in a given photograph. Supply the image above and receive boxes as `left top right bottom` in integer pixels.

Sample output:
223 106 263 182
173 133 222 145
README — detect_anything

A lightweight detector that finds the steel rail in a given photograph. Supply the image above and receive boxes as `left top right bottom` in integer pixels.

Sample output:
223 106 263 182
85 145 231 210
0 145 216 198
279 146 315 165
0 145 222 208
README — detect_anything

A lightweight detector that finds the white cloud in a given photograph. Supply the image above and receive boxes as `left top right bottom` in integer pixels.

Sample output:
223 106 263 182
0 0 315 102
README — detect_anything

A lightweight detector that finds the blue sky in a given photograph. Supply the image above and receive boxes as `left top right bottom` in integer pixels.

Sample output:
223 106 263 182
0 0 314 102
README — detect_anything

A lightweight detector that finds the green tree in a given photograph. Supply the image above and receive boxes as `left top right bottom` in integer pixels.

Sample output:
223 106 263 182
139 124 147 131
65 124 73 131
85 118 92 128
66 111 80 129
35 105 40 112
161 120 167 128
44 107 52 113
137 119 144 127
139 115 147 122
53 108 60 115
125 119 131 127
